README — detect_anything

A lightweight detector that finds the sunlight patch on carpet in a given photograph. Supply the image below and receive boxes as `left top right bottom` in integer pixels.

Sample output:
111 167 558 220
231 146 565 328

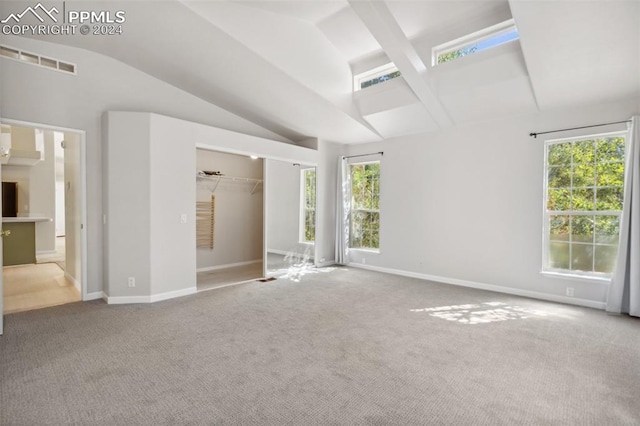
269 264 337 282
267 248 336 282
410 302 553 324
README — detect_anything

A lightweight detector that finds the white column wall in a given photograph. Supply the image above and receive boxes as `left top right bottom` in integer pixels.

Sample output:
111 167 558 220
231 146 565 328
104 112 317 302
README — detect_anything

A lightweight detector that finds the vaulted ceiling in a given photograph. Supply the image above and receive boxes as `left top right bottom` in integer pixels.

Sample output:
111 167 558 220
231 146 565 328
5 0 640 144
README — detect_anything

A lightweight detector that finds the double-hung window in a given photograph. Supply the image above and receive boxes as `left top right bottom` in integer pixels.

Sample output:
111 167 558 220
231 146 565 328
350 161 380 250
543 132 626 278
300 168 316 243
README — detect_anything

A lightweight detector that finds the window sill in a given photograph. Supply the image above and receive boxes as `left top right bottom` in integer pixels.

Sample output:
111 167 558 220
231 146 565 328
540 271 611 284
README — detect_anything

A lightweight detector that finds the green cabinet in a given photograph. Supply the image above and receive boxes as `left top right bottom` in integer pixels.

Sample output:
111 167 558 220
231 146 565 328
2 222 36 266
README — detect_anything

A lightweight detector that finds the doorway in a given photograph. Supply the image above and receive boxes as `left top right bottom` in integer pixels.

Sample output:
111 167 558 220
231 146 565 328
264 159 317 280
195 149 265 291
1 120 86 319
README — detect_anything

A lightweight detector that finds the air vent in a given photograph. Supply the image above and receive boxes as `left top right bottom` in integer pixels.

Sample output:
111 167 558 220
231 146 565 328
0 45 76 75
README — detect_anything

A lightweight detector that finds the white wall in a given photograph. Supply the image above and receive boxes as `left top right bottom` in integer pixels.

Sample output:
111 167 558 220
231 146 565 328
149 116 197 296
54 132 65 236
0 35 290 295
103 113 151 299
196 150 263 270
63 132 82 287
30 131 56 253
9 126 37 151
315 140 343 266
104 112 316 301
341 96 640 308
265 159 305 254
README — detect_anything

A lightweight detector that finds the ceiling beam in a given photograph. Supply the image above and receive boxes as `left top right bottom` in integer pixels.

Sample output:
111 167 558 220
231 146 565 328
349 0 453 128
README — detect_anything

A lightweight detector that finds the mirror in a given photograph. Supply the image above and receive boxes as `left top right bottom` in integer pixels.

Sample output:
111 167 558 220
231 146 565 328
265 159 316 280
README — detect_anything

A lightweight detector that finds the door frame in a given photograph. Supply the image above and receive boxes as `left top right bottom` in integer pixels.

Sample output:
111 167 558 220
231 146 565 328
194 144 320 282
0 118 88 304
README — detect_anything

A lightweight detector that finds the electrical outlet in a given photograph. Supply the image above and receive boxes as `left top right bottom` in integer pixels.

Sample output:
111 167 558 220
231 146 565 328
128 277 135 288
362 257 366 264
566 287 574 297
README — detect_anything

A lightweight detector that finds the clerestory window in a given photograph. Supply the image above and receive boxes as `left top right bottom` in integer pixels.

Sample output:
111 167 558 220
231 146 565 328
353 63 401 92
432 19 518 65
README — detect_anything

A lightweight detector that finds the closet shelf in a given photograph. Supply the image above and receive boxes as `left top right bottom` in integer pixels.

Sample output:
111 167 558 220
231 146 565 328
196 172 263 194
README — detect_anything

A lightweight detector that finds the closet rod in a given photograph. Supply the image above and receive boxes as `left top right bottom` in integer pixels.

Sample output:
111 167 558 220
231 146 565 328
529 120 631 138
342 151 384 159
197 174 262 183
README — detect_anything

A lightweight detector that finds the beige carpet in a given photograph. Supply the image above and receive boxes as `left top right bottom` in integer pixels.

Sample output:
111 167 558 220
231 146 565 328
1 267 639 425
3 262 80 314
197 262 263 291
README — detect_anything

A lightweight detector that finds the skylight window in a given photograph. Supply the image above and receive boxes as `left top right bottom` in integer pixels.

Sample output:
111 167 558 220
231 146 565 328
432 19 518 66
354 63 401 92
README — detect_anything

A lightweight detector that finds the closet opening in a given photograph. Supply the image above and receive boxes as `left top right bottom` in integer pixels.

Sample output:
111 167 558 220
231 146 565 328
195 148 264 291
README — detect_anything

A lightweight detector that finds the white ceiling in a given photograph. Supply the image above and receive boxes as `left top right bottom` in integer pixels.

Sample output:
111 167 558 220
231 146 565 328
510 0 640 110
7 0 640 144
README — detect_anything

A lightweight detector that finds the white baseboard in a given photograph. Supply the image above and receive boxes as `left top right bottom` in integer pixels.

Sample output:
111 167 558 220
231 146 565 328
267 249 290 256
85 291 104 301
105 295 150 304
65 271 81 293
317 259 336 268
36 250 57 255
349 262 606 310
197 259 261 273
104 286 198 305
150 286 197 303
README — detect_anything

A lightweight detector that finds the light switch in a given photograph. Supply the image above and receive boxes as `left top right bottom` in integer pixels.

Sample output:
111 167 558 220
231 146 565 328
180 214 187 224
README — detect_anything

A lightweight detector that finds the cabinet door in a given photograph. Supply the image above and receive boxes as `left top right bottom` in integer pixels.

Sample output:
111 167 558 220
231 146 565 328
2 222 36 266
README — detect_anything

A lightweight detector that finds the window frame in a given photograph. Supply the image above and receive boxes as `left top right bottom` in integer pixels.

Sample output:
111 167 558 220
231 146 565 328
349 160 381 252
432 19 518 66
542 131 627 280
299 167 316 244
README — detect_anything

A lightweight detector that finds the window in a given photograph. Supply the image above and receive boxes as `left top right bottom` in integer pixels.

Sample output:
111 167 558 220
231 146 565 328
300 168 316 243
543 133 626 278
350 161 380 249
432 19 518 66
353 63 401 91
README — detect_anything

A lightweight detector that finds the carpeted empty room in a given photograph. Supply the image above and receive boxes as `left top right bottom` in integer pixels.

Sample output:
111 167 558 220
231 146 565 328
1 268 639 425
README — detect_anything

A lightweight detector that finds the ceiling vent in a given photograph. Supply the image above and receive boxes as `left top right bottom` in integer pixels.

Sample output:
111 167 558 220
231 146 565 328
0 45 76 75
